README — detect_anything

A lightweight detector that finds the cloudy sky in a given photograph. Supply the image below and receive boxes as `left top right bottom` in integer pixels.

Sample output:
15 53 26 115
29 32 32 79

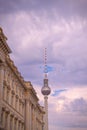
0 0 87 130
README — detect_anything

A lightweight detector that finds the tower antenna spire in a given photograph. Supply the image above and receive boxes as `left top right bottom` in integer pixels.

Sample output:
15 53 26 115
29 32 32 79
44 48 48 78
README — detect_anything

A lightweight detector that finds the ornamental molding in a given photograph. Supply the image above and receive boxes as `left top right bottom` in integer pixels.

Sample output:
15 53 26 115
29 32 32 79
0 27 12 54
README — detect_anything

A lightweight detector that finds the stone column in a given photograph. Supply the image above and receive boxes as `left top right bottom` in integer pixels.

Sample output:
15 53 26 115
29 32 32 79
25 99 30 130
12 116 14 130
3 111 6 128
29 102 32 130
9 90 11 105
32 106 36 130
18 121 21 130
22 103 24 117
22 123 24 130
7 112 10 130
4 85 7 101
12 92 15 109
17 98 19 112
13 95 16 109
31 105 34 130
0 63 4 123
18 120 19 130
33 107 36 130
16 119 18 130
15 118 18 130
16 95 18 111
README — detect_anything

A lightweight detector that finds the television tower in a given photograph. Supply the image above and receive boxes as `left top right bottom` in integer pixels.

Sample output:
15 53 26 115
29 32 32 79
41 48 51 130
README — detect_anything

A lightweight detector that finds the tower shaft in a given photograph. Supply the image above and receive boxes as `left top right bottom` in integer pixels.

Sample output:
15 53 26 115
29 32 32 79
44 96 48 130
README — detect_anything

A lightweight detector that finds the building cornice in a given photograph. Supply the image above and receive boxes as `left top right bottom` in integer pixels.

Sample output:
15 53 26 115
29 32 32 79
6 55 26 89
25 81 39 102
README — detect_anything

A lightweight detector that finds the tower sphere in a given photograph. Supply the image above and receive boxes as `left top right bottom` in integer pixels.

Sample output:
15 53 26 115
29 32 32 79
41 86 51 96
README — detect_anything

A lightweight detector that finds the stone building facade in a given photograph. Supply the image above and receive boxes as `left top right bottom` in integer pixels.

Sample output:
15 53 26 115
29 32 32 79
0 27 44 130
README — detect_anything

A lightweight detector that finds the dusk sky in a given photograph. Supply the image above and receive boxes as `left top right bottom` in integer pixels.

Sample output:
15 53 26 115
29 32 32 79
0 0 87 130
